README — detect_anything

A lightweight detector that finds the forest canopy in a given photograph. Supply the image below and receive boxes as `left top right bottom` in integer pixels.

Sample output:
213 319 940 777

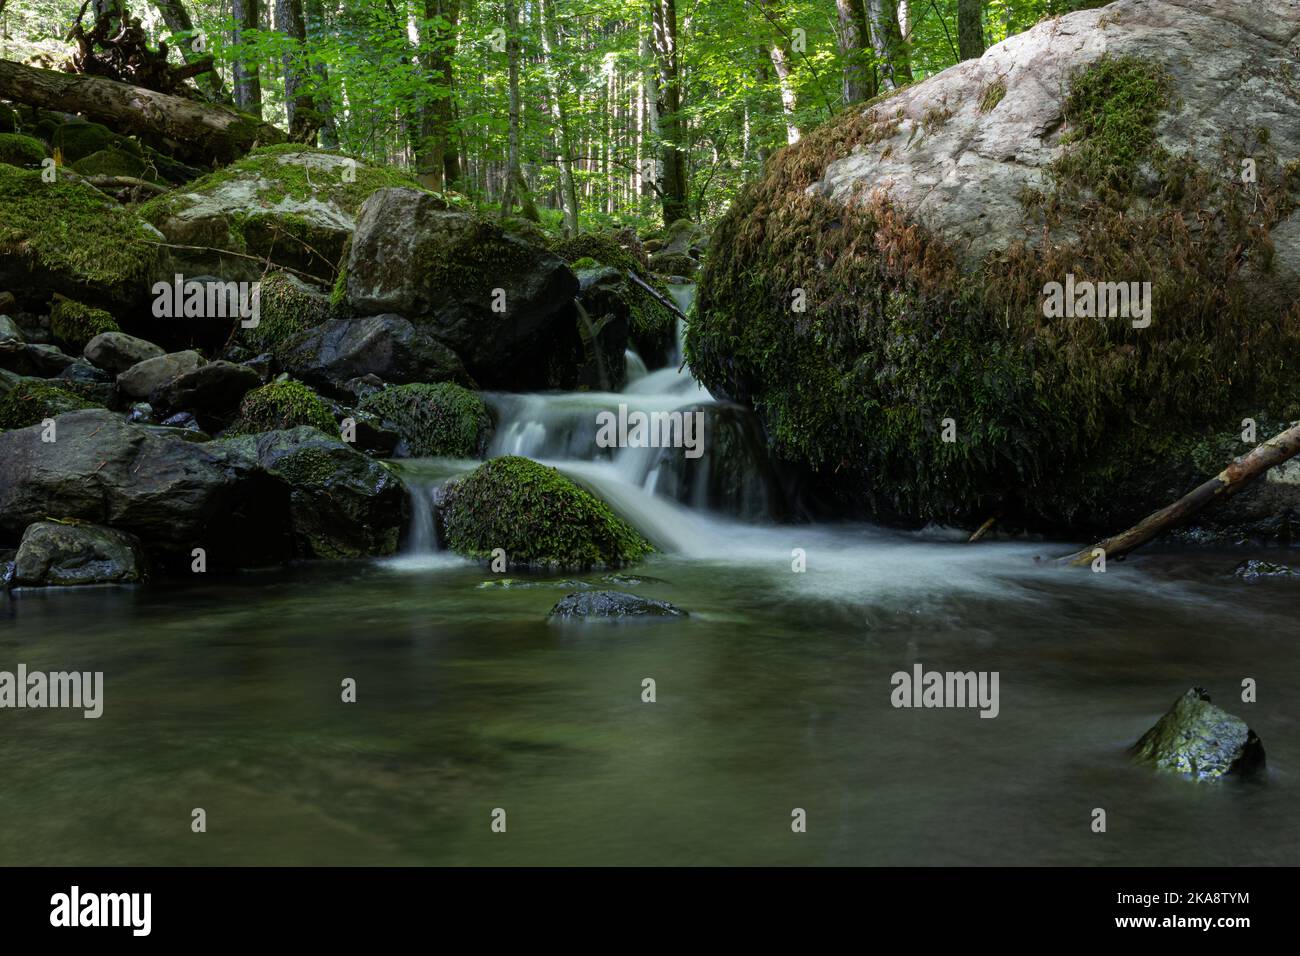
0 0 1098 230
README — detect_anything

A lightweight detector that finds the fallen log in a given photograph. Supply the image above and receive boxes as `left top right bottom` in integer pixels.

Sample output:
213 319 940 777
626 269 688 320
1058 420 1300 566
0 57 284 164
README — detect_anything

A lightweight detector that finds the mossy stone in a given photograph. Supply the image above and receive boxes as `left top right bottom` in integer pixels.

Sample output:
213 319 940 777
358 382 493 458
0 133 47 168
50 299 120 350
0 381 97 430
227 380 338 437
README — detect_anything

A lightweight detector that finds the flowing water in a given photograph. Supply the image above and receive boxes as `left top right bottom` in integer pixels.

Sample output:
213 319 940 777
1 285 1296 866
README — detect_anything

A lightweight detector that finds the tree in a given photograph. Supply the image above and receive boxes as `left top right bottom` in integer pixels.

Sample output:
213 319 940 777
151 0 229 101
274 0 316 141
958 0 986 61
538 0 579 235
836 0 874 105
650 0 689 225
230 0 263 118
868 0 912 89
499 0 522 217
415 0 461 190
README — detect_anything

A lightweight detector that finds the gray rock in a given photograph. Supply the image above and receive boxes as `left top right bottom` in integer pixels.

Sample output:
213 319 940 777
0 314 23 342
1233 559 1296 580
1130 687 1265 779
0 340 78 377
152 360 260 418
13 521 146 587
116 350 203 400
346 188 578 385
84 331 165 374
547 590 687 622
280 314 470 395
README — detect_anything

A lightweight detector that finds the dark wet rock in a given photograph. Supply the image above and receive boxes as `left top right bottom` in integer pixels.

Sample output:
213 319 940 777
602 573 668 587
128 402 154 423
1130 687 1265 780
117 350 203 400
56 358 111 384
547 590 687 622
83 330 165 375
0 340 78 377
0 314 23 342
152 360 261 420
1232 559 1296 580
13 521 146 587
160 411 201 430
279 314 471 396
477 578 593 590
218 427 406 558
346 188 578 386
0 409 291 567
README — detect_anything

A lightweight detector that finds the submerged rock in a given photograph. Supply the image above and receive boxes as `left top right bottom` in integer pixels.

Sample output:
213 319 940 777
547 590 687 622
690 0 1300 533
1232 559 1296 580
1130 687 1265 780
440 456 652 571
13 521 146 587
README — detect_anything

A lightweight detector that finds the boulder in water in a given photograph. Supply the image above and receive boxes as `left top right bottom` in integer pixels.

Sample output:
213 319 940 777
13 521 146 587
690 0 1300 532
547 590 686 622
440 456 653 571
1130 687 1265 779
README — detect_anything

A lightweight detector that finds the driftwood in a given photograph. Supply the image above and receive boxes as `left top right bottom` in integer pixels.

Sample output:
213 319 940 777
0 58 284 164
1058 420 1300 566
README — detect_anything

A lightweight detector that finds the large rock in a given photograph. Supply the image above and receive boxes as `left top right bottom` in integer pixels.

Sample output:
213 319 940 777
13 521 146 587
0 409 290 565
84 331 165 374
139 146 428 283
220 427 406 558
346 188 578 386
116 350 203 400
152 360 261 420
690 0 1300 533
1130 687 1265 779
279 314 470 395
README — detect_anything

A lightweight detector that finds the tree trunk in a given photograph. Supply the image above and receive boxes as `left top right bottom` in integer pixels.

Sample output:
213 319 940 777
539 0 579 236
1058 421 1300 566
274 0 316 142
230 0 262 119
499 0 521 217
0 57 285 164
868 0 912 90
651 0 688 225
837 0 874 106
415 0 460 190
957 0 985 61
152 0 229 102
304 0 337 148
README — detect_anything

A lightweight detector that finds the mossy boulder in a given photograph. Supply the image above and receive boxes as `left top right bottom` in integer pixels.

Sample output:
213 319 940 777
51 122 138 163
228 379 338 437
70 147 157 182
0 380 97 430
0 165 160 309
0 132 46 168
440 456 653 570
140 145 431 283
690 0 1300 532
241 271 335 359
358 382 493 458
50 298 121 351
346 188 578 387
13 521 146 587
551 230 676 366
1130 688 1265 780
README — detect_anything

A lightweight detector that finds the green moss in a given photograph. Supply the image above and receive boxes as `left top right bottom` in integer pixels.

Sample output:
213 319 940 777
689 77 1300 529
70 147 155 181
358 382 492 458
442 456 653 570
51 122 139 163
243 272 334 358
49 298 120 350
0 133 46 167
227 380 338 437
649 252 697 276
0 381 96 429
0 165 159 295
1054 55 1171 196
551 231 676 350
979 81 1007 114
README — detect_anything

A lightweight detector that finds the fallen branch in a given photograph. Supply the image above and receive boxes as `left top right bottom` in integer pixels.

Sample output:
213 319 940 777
626 269 687 320
1058 420 1300 566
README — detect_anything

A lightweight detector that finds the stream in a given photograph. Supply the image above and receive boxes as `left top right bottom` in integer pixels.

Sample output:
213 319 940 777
1 285 1295 866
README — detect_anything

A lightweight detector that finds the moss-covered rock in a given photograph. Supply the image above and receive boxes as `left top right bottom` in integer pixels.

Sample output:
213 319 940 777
551 230 677 366
0 380 97 430
441 456 653 570
139 145 436 283
0 165 160 308
50 298 121 350
70 147 156 182
1130 688 1265 780
241 271 335 359
689 9 1300 533
0 133 46 168
51 122 139 164
358 382 492 458
227 380 338 437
